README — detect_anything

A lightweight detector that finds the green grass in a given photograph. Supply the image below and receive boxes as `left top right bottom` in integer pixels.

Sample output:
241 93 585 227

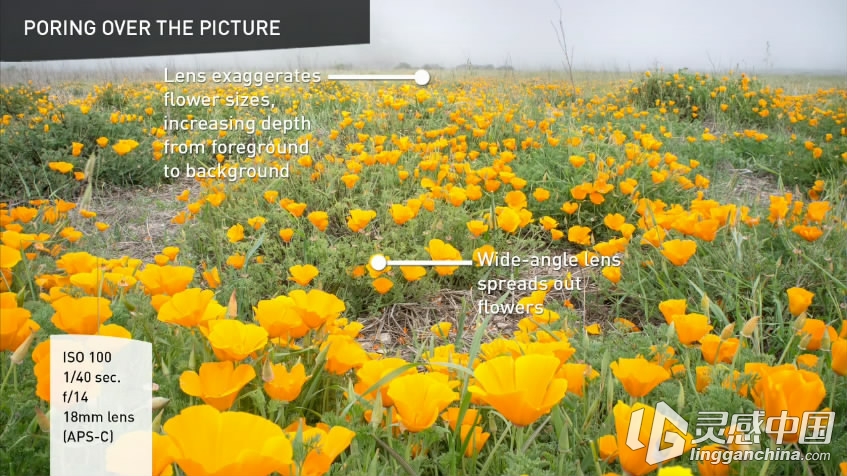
0 69 845 476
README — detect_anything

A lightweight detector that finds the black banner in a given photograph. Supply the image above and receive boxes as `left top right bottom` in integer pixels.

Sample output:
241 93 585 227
0 0 370 62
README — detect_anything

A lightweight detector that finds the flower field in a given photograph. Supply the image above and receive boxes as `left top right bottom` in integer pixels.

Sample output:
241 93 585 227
1 70 846 476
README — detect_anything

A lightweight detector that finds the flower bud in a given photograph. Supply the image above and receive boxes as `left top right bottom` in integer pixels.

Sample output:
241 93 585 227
35 407 50 432
151 397 170 412
820 330 832 352
262 357 275 383
227 290 238 318
10 331 36 365
741 316 760 338
720 323 735 340
666 321 677 341
152 408 164 433
701 295 711 317
798 333 813 351
159 357 170 376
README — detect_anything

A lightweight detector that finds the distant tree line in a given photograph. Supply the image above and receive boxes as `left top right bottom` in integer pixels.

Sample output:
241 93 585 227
394 62 514 71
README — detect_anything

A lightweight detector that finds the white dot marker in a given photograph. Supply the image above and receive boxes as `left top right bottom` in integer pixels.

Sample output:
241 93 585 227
414 69 431 86
369 254 388 271
326 70 431 86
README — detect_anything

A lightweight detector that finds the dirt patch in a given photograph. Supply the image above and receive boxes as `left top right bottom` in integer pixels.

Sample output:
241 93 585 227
358 289 475 358
82 176 201 262
357 251 613 356
721 165 782 205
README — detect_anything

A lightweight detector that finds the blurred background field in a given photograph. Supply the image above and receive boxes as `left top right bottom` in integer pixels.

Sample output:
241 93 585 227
1 65 845 475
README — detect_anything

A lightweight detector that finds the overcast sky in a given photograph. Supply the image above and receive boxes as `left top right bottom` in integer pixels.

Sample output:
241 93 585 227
3 0 846 73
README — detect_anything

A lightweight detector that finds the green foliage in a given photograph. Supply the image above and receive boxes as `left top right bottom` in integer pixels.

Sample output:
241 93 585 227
1 72 845 476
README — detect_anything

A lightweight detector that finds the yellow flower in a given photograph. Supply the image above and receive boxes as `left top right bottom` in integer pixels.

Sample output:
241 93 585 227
400 266 426 282
539 216 558 231
346 209 376 233
390 204 415 225
496 207 521 233
226 254 246 269
658 299 686 324
567 226 592 246
372 277 394 294
660 239 697 266
610 357 671 397
226 223 245 243
425 239 462 276
792 225 823 242
700 334 739 364
696 444 731 476
831 338 846 376
179 361 256 411
598 434 618 463
321 334 369 375
602 266 622 284
760 367 826 443
387 373 458 432
658 466 694 476
202 266 221 289
469 354 567 426
279 228 295 243
614 401 694 476
556 362 598 397
805 201 830 223
533 187 550 202
354 358 416 406
51 296 112 335
504 191 527 209
157 288 226 330
264 362 307 403
137 264 195 295
561 202 579 215
307 211 329 232
206 319 269 362
796 318 836 351
48 161 74 174
466 220 489 237
164 405 293 476
288 264 319 286
569 155 586 167
673 313 713 345
0 244 22 269
281 423 355 476
604 213 627 231
786 287 814 316
32 340 51 402
287 289 346 329
112 139 139 156
431 322 452 338
0 293 40 352
247 216 266 230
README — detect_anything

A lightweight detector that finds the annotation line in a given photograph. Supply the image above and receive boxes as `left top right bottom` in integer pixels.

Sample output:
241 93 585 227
327 74 412 81
386 259 474 267
327 69 431 86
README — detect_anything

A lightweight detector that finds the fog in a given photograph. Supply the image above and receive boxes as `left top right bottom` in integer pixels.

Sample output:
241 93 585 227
2 0 846 74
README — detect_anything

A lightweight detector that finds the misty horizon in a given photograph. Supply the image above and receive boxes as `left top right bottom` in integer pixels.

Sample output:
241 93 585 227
1 0 845 76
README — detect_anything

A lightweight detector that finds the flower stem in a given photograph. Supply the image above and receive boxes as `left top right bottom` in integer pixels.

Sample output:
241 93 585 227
776 334 795 365
795 443 813 476
0 361 16 397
